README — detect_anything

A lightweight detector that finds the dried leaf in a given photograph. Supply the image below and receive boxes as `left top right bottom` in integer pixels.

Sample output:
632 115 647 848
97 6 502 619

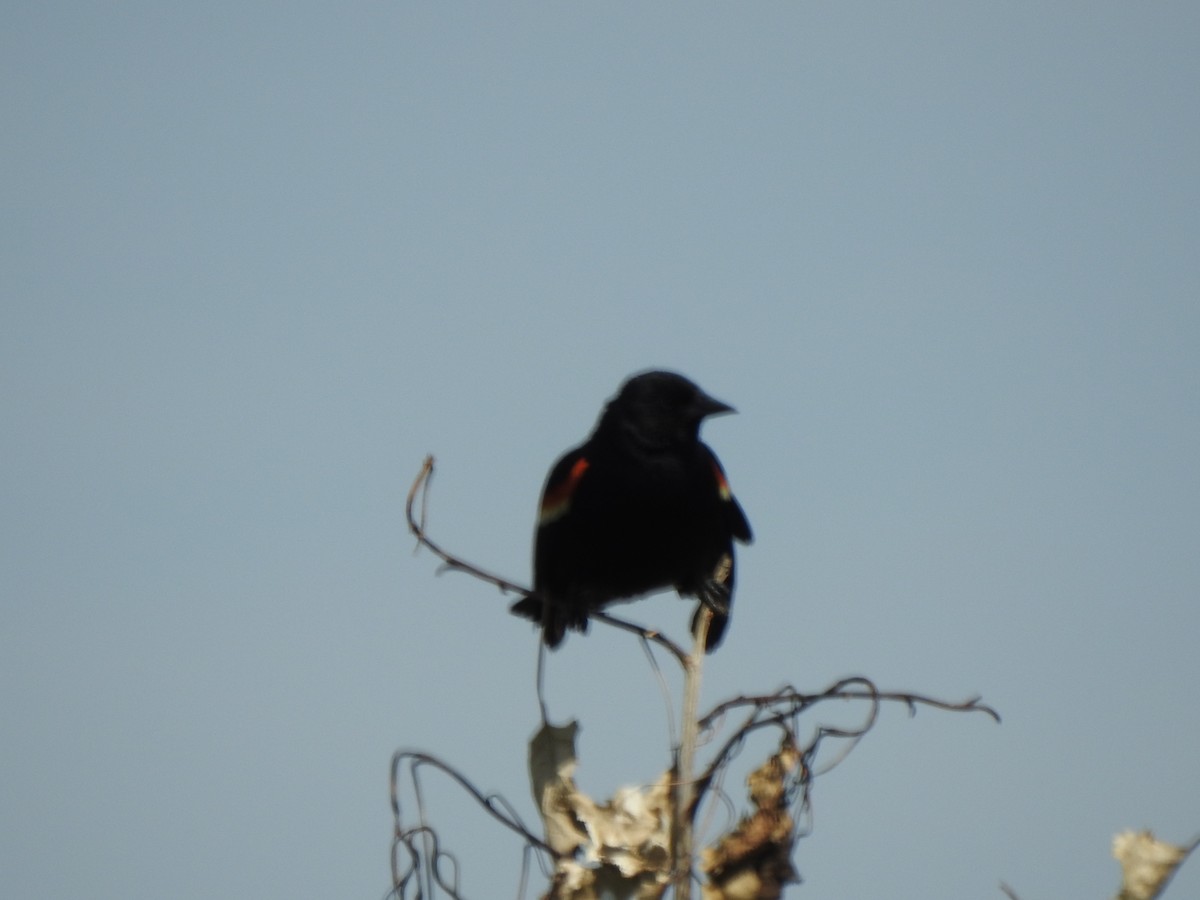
529 721 673 900
529 721 588 857
1113 830 1198 900
701 737 802 900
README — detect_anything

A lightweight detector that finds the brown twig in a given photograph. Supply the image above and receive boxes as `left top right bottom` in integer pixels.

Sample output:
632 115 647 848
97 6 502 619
405 455 528 595
389 747 561 899
699 682 1000 732
391 749 560 853
693 677 1000 810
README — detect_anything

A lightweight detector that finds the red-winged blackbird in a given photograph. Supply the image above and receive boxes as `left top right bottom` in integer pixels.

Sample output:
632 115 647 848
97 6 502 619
510 370 753 652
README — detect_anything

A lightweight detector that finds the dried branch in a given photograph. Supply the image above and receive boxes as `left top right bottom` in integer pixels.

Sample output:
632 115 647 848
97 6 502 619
392 750 557 858
699 681 1000 732
405 455 529 595
389 824 463 900
694 678 999 819
389 748 559 899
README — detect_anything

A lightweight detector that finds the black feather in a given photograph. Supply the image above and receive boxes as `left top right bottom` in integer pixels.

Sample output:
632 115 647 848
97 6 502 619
510 370 753 652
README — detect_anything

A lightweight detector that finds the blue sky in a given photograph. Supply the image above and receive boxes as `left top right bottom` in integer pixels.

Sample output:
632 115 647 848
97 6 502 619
3 3 1198 898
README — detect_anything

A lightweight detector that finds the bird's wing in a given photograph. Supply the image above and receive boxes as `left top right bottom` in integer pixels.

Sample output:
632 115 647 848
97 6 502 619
703 446 753 544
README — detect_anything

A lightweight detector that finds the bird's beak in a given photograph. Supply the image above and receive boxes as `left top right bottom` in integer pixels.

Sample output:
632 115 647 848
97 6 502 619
696 393 736 418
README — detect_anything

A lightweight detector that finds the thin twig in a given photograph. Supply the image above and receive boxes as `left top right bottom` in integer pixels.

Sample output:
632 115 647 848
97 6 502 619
693 677 1000 807
391 749 559 859
640 634 678 749
590 610 689 666
700 683 1000 731
536 641 549 723
406 455 528 595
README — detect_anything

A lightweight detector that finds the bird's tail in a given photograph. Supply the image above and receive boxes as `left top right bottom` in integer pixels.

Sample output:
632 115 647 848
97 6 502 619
509 593 569 648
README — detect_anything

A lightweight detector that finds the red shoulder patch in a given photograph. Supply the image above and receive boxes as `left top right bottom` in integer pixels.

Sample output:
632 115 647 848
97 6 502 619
539 457 590 524
711 460 733 501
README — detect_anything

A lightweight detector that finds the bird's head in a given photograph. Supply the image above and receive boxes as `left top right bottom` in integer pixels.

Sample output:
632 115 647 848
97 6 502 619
598 370 735 451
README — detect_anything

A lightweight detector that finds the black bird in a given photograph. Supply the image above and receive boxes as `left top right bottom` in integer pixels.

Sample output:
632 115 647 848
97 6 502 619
510 370 752 652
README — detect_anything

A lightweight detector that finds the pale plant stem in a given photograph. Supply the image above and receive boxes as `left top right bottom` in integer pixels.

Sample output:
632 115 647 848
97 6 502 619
673 609 708 900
